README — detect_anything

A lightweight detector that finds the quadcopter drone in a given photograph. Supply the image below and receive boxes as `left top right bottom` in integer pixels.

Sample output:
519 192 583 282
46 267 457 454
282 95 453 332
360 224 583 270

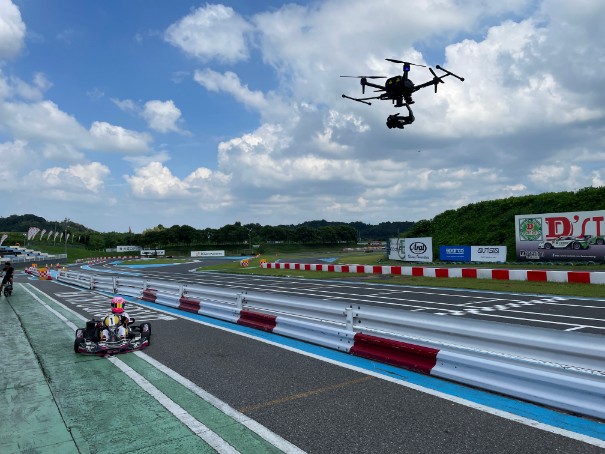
341 58 464 129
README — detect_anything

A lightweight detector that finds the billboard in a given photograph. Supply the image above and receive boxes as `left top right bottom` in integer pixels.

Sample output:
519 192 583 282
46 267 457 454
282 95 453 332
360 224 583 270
117 245 141 252
191 250 226 257
440 246 506 262
515 210 605 262
388 237 433 262
141 249 165 256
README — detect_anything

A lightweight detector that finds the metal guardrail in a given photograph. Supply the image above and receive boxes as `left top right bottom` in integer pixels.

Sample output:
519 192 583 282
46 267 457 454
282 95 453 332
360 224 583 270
55 270 605 420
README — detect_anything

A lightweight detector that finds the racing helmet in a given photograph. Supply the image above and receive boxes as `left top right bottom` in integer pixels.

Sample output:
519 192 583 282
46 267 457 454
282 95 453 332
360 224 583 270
103 314 120 328
111 296 125 314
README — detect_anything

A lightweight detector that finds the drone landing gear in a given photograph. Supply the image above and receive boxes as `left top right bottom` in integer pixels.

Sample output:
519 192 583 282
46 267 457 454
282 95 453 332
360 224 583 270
386 105 415 130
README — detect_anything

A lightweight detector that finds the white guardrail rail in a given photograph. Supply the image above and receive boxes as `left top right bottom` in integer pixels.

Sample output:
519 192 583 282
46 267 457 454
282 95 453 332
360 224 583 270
56 270 605 420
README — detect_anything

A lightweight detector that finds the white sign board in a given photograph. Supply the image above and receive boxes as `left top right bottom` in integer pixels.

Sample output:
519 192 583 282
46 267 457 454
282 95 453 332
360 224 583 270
388 237 433 262
141 249 165 256
191 250 226 257
470 246 506 262
117 245 141 252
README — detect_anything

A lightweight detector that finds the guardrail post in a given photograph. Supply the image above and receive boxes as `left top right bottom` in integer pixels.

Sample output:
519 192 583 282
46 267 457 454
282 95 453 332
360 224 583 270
89 275 94 290
112 276 117 294
345 307 354 331
179 284 185 297
236 293 244 310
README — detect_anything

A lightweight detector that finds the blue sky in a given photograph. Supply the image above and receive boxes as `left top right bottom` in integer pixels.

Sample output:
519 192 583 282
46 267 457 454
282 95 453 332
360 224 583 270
1 0 604 232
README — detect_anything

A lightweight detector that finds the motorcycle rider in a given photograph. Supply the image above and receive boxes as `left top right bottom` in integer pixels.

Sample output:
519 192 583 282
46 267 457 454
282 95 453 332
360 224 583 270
100 296 131 341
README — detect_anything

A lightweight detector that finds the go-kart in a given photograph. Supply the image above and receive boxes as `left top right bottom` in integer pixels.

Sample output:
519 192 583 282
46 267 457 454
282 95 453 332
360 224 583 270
74 317 151 355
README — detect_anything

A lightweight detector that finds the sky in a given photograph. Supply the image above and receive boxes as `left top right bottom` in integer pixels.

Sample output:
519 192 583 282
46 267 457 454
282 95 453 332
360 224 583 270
1 0 604 233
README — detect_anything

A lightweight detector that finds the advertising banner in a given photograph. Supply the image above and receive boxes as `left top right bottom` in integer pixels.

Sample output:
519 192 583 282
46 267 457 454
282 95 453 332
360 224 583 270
117 245 142 252
440 246 506 262
515 210 605 262
470 246 506 262
191 250 226 257
388 237 433 262
440 246 471 261
141 249 165 256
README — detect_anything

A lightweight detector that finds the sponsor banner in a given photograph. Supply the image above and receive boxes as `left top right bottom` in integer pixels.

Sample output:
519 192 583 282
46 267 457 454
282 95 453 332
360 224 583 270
191 250 226 257
117 245 141 252
470 246 506 262
515 210 605 262
440 246 471 261
141 249 165 256
388 237 433 262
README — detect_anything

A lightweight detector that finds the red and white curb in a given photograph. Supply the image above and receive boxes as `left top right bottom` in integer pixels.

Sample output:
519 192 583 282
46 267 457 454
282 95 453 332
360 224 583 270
261 262 605 285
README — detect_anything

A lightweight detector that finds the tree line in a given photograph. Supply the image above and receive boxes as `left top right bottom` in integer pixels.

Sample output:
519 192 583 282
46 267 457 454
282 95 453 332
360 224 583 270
0 216 414 251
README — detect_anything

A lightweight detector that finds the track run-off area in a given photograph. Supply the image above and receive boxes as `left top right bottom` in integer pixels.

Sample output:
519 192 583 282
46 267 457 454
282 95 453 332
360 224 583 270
2 260 605 453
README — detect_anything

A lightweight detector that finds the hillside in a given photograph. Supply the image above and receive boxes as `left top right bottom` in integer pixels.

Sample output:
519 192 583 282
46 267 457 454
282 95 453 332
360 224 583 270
404 186 605 260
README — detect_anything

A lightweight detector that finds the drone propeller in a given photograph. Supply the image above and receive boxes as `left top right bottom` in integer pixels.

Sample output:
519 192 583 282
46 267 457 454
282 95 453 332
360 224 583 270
339 75 387 79
385 59 427 67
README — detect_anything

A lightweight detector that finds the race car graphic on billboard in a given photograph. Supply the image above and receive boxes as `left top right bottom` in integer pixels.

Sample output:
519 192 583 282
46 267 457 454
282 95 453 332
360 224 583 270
515 210 605 262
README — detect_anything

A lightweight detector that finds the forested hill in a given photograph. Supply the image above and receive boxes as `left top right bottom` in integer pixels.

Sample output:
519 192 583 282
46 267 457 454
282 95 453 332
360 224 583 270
404 186 605 258
0 215 91 233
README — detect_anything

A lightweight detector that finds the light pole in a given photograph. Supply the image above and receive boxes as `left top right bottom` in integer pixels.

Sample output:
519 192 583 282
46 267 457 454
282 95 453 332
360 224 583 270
63 218 70 257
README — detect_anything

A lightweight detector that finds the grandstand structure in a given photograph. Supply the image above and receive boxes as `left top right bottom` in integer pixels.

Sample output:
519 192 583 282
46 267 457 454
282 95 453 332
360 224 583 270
0 245 66 264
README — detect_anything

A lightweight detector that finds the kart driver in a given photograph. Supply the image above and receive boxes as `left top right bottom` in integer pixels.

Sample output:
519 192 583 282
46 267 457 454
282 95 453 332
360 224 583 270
0 262 14 295
100 296 131 341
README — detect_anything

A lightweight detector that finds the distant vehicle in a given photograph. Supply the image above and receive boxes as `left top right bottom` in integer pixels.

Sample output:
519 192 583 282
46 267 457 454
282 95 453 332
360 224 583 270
586 235 605 246
537 236 590 250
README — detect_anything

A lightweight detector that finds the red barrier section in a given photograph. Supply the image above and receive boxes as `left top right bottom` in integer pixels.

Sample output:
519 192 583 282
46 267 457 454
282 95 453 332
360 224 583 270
237 310 277 332
356 265 365 273
435 268 449 278
462 268 477 278
178 297 201 313
527 270 548 282
391 266 402 275
341 265 350 272
328 265 335 272
372 266 382 274
412 267 424 277
350 333 439 374
492 269 510 280
568 271 591 284
140 289 157 303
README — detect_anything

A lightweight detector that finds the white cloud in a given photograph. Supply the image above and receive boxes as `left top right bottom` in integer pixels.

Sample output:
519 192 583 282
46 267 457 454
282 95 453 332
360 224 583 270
89 122 152 152
26 162 110 200
0 0 26 59
124 162 232 209
142 100 184 133
164 4 253 63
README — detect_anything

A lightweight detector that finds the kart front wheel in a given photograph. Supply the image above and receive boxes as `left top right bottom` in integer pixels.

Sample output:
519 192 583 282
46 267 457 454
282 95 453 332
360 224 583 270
544 243 552 249
140 323 151 345
597 238 604 245
572 242 581 250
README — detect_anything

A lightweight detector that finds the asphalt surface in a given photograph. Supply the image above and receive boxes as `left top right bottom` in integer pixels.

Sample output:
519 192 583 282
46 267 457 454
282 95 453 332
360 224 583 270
12 262 605 453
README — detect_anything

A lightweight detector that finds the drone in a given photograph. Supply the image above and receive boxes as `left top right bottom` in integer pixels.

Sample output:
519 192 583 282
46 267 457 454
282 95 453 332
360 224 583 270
341 58 464 129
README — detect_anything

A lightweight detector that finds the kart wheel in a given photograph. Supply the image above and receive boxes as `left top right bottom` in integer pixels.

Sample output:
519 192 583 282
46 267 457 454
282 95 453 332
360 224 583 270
140 323 151 345
597 238 604 245
572 242 581 250
75 329 85 339
544 243 552 249
74 338 85 353
3 288 8 297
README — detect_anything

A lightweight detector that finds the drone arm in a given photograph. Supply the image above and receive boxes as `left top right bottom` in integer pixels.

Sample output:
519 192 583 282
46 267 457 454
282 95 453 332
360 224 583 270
361 80 386 91
436 65 464 81
341 94 373 105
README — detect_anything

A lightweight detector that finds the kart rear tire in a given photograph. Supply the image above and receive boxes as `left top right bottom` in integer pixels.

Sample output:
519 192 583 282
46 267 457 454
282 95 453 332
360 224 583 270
74 338 84 353
572 242 581 250
140 323 151 345
597 238 604 245
544 243 552 249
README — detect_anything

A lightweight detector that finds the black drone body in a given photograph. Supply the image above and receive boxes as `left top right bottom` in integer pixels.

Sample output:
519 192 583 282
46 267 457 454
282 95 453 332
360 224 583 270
341 59 464 129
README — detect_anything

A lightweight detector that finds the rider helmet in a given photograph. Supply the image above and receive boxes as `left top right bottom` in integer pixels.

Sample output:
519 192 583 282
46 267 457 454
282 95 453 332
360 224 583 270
111 296 125 314
103 314 120 328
